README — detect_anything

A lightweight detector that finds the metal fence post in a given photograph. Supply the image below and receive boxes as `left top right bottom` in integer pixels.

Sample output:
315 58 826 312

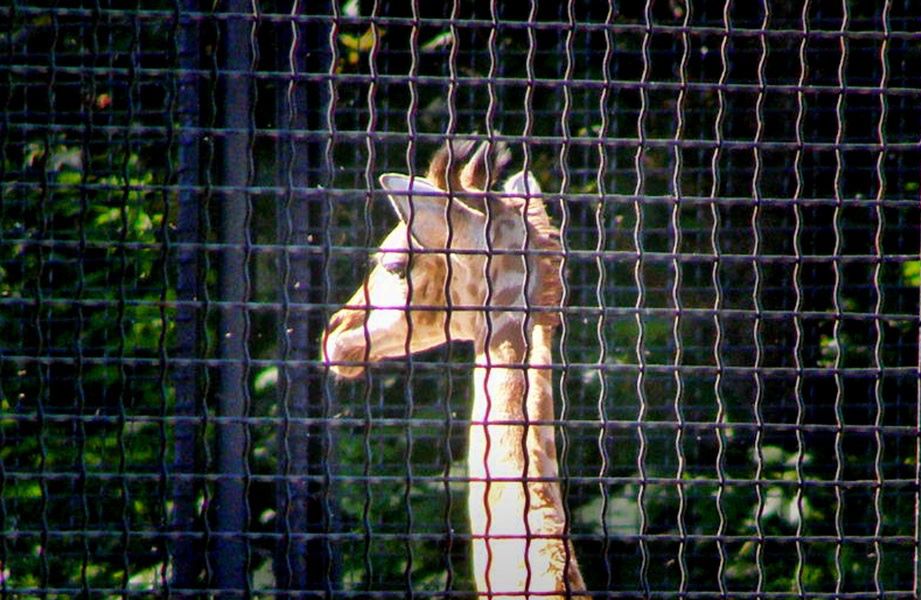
170 0 205 590
273 1 336 593
213 1 252 593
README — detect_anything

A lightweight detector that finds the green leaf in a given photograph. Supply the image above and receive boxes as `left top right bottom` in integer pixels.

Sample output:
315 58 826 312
254 366 278 392
902 260 921 287
340 27 380 52
421 31 453 53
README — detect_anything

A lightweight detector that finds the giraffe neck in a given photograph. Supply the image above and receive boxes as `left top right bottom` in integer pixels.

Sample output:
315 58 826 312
469 321 558 477
467 319 585 598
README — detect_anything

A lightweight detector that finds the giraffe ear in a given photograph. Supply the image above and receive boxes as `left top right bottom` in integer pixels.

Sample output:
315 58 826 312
379 173 485 249
503 170 542 197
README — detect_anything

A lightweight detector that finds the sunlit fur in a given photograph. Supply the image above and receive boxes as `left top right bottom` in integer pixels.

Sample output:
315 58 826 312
322 140 585 598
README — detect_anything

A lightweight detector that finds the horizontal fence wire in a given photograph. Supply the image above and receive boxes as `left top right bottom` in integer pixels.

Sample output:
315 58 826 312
1 0 920 597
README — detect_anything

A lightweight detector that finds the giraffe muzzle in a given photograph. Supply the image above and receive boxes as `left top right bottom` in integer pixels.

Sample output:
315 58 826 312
321 308 371 379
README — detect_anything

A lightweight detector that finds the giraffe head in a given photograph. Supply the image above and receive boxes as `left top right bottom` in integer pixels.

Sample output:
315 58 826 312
322 139 562 379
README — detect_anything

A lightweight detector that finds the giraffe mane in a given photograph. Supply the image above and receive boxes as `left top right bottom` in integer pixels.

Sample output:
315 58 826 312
520 195 564 327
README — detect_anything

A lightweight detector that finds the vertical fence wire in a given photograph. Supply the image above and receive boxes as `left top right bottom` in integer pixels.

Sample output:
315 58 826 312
360 2 380 592
751 1 769 595
481 2 499 594
119 11 140 593
556 0 579 593
276 1 304 587
711 2 730 595
871 4 891 597
321 2 338 595
633 2 652 595
832 1 849 593
793 2 811 597
200 3 219 588
916 218 921 598
74 4 94 595
324 29 338 600
402 3 420 596
593 0 613 592
520 4 537 595
0 7 10 590
36 9 56 593
242 13 258 587
157 1 176 591
441 2 460 592
671 1 690 595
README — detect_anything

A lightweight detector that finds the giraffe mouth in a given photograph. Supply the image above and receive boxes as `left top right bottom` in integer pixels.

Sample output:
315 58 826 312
326 351 367 379
322 336 368 379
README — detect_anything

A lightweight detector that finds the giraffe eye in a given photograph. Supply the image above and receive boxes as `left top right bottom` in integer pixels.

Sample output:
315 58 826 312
381 258 409 278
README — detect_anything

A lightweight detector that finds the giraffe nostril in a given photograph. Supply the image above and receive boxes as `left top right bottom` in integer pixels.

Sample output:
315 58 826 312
326 311 345 334
322 313 343 361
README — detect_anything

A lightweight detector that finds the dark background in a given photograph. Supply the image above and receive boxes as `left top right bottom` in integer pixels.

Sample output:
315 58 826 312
1 0 919 595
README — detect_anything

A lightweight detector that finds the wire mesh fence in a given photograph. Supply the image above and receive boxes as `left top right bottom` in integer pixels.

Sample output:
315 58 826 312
1 0 920 597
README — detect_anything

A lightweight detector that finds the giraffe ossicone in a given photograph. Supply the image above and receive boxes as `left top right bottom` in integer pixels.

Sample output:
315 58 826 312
323 139 586 598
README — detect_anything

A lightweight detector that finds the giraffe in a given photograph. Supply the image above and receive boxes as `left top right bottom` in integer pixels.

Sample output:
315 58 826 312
322 139 587 598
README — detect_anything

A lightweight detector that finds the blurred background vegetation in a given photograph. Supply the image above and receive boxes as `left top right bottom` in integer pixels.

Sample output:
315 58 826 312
1 0 920 596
